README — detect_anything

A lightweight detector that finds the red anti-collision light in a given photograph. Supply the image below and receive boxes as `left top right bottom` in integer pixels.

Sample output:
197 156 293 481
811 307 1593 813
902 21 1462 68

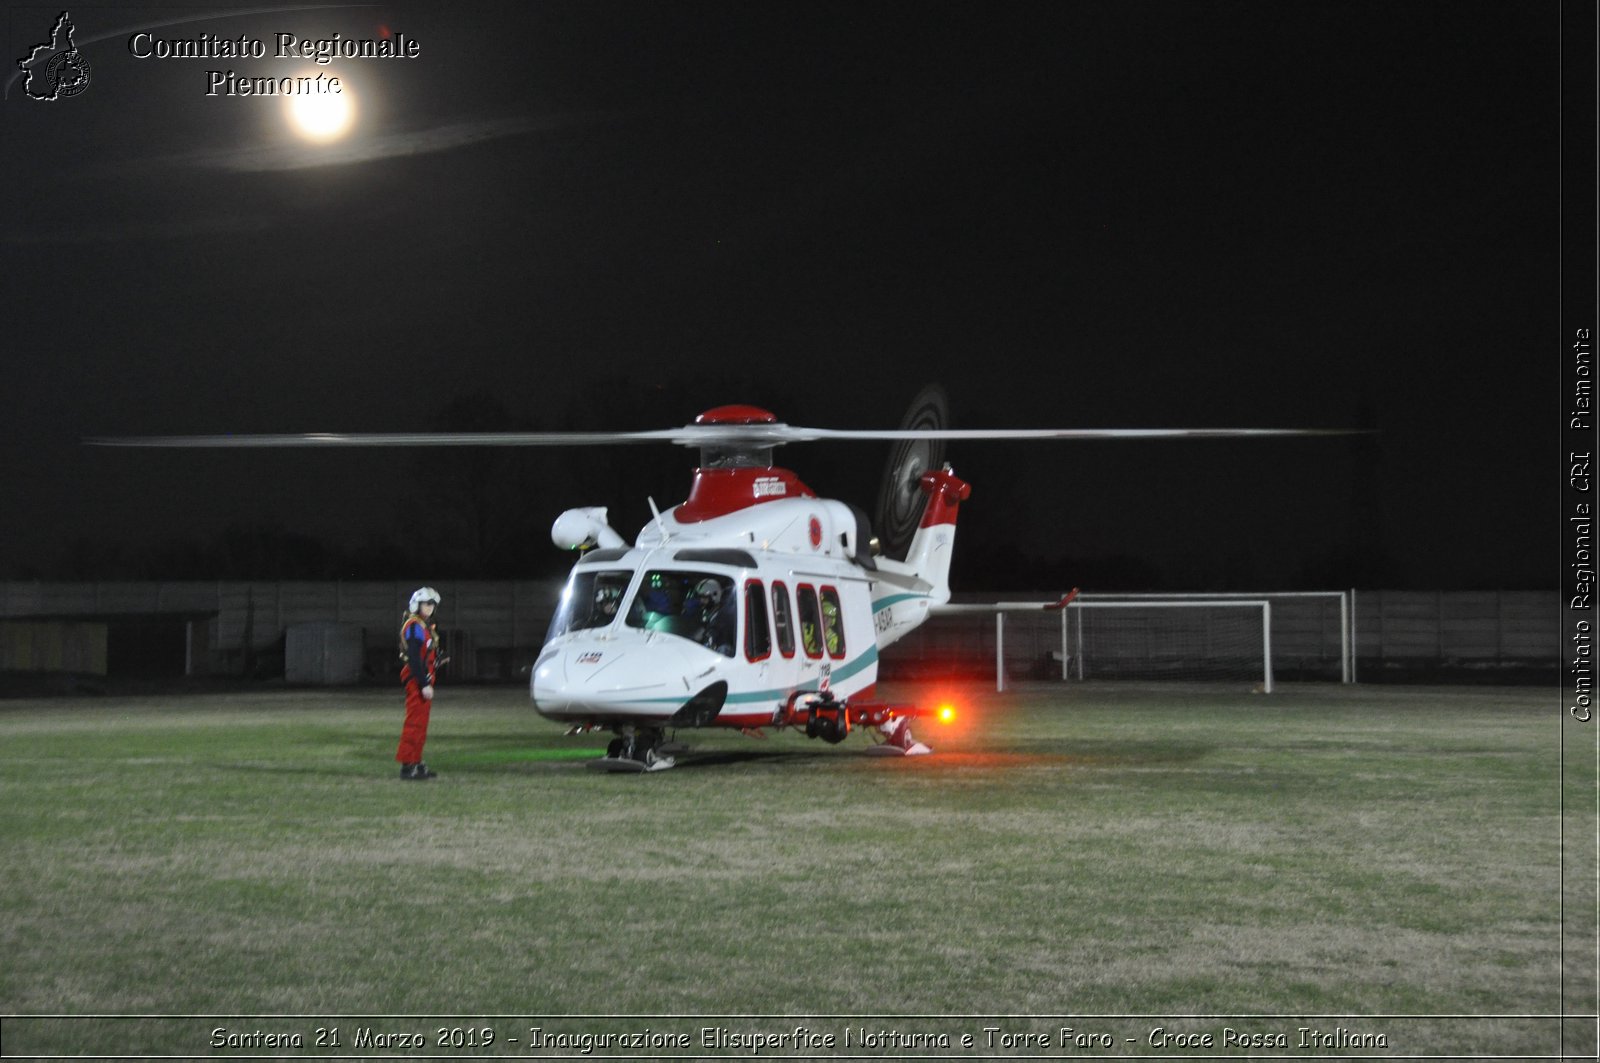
695 405 779 425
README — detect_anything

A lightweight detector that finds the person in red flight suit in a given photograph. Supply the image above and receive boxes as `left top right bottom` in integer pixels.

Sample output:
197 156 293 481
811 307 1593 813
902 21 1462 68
397 586 445 780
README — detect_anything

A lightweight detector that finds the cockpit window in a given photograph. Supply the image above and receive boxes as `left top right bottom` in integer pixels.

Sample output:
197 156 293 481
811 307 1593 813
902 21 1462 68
626 569 737 657
546 569 632 641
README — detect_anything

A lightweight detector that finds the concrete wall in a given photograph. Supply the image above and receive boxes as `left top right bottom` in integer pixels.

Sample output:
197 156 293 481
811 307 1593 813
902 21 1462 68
0 583 1558 682
0 621 108 675
1353 590 1555 680
888 591 1558 682
0 581 563 680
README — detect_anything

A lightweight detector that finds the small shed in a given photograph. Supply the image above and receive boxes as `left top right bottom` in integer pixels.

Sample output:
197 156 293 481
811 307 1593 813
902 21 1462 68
0 612 216 678
285 622 365 685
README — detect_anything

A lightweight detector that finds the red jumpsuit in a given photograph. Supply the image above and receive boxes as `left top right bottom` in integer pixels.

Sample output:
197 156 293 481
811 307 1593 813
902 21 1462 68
397 613 438 765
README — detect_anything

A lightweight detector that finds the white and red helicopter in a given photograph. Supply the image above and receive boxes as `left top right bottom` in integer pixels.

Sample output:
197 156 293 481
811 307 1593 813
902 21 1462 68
96 387 1343 771
535 392 979 771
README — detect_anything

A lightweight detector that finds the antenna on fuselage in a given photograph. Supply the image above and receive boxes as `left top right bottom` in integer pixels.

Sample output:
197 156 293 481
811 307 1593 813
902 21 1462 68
647 496 672 543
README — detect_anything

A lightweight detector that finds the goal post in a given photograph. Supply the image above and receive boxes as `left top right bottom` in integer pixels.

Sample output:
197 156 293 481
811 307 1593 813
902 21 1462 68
934 599 1077 692
910 590 1352 691
1066 599 1274 692
1074 590 1353 684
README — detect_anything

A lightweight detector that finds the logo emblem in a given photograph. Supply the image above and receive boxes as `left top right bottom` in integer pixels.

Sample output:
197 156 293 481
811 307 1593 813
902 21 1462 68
18 12 92 101
808 516 822 549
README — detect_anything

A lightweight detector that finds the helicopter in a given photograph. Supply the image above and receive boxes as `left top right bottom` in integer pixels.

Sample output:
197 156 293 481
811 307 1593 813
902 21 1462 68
94 386 1348 771
534 396 976 771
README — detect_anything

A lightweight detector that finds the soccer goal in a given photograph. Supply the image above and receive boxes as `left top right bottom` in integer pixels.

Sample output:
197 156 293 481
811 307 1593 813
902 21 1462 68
1066 599 1275 691
906 591 1352 691
1072 591 1353 684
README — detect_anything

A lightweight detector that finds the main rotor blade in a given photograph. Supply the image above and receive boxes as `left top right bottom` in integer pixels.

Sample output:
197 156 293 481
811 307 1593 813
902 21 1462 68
87 429 697 448
781 427 1358 441
88 424 1359 448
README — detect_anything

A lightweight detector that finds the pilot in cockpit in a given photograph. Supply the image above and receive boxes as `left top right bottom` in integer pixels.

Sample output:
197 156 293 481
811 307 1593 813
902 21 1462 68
594 582 622 622
685 578 736 656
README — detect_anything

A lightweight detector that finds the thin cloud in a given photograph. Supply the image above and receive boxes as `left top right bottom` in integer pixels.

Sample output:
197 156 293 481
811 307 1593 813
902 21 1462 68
160 109 624 172
194 115 541 172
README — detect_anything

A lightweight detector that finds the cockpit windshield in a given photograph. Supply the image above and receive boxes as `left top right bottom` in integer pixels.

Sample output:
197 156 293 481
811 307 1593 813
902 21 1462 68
625 569 737 657
546 569 633 641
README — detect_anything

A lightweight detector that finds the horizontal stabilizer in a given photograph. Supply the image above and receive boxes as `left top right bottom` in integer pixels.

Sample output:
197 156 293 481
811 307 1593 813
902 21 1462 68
867 564 934 594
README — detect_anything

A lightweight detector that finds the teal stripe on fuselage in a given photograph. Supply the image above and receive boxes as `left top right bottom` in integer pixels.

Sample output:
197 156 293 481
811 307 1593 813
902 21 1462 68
872 592 930 612
723 643 880 704
635 644 880 706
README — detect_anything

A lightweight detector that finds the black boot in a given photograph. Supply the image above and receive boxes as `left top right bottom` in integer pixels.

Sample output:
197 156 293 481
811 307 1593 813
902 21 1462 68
413 762 438 779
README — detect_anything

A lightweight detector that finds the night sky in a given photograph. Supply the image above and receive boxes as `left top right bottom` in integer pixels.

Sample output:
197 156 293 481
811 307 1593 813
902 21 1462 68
1 2 1570 590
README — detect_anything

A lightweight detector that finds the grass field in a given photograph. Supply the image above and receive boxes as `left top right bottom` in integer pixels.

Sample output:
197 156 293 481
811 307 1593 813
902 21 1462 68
0 680 1592 1058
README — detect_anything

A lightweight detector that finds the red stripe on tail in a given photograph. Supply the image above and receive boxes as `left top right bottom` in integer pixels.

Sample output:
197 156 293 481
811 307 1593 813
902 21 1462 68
918 467 971 528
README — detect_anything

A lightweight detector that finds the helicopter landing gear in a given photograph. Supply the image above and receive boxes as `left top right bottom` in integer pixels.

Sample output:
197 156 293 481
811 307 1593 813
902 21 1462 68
864 715 932 757
589 726 677 773
777 691 934 755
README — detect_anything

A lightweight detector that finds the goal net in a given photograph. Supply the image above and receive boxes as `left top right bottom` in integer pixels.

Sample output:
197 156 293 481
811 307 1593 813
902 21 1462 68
884 591 1351 690
1068 600 1273 690
1073 591 1352 683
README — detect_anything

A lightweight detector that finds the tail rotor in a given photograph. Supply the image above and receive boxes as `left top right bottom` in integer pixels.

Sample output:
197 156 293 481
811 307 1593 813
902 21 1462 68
873 384 948 560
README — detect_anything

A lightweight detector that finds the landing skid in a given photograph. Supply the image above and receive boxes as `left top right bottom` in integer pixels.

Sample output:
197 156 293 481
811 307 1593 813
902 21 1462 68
869 716 931 756
587 755 674 773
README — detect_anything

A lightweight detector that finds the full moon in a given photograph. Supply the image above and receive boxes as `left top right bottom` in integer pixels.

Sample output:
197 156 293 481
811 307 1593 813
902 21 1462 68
285 83 355 142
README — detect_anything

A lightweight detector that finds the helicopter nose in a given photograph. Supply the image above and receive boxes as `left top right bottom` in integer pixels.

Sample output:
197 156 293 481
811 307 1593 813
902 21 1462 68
530 635 725 722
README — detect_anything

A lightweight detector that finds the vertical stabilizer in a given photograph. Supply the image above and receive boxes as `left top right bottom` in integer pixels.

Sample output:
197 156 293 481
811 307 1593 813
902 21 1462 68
903 466 971 605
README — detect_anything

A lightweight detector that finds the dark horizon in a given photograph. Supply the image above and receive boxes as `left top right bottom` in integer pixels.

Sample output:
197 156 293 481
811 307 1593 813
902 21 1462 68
2 1 1569 592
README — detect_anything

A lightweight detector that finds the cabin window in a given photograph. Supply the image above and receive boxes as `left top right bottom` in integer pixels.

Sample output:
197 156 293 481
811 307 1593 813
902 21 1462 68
744 580 771 661
546 569 632 640
820 586 845 658
796 584 823 659
771 581 795 658
624 569 736 657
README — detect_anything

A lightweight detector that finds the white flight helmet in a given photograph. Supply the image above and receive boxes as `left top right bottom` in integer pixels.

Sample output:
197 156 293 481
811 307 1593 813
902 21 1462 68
409 586 441 613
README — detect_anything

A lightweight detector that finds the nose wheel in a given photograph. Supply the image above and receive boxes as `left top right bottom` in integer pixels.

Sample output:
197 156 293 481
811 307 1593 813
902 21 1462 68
589 726 677 773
